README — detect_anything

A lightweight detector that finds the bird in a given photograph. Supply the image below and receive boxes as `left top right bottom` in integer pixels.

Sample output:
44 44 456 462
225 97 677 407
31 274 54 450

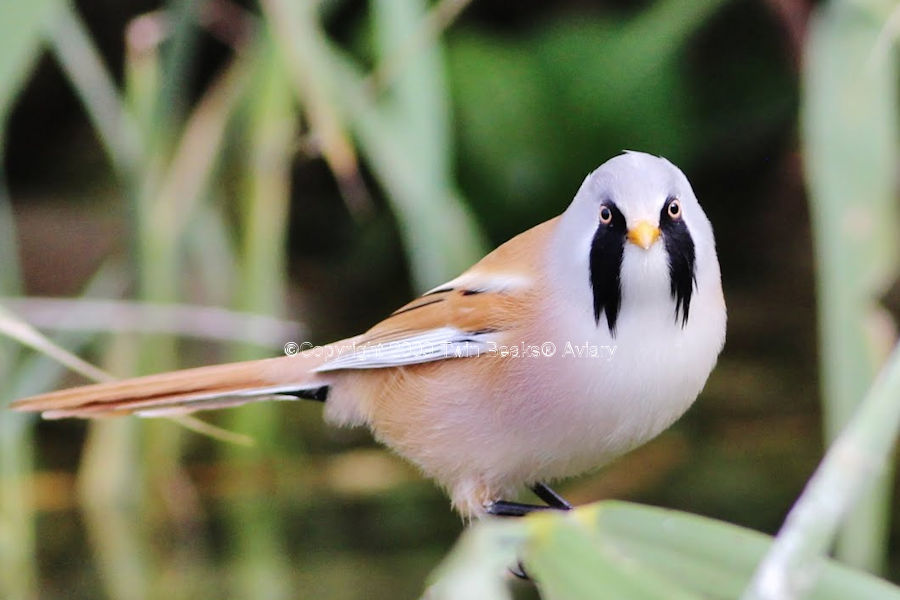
11 151 726 520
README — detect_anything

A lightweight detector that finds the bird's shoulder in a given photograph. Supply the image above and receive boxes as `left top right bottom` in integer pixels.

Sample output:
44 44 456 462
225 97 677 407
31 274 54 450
362 216 560 344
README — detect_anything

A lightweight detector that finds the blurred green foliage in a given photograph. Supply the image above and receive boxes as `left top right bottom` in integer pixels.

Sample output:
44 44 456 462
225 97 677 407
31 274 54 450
0 0 898 599
802 0 899 573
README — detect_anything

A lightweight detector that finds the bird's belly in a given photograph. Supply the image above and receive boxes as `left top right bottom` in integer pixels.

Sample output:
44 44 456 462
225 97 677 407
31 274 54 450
500 310 722 482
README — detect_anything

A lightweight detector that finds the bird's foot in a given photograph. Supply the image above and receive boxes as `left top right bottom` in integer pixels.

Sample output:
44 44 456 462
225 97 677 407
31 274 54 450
484 500 556 517
485 482 573 516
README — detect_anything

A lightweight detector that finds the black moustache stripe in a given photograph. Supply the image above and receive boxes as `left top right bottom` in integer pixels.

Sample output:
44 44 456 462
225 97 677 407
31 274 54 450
660 197 696 326
589 198 697 334
589 203 627 335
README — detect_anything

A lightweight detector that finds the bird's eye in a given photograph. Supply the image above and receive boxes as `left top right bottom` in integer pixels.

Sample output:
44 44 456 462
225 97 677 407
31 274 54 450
667 199 682 220
599 206 613 225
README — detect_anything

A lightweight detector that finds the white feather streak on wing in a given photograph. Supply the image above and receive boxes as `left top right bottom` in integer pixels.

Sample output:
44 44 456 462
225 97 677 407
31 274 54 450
425 271 530 295
39 386 312 420
313 327 492 372
122 385 308 412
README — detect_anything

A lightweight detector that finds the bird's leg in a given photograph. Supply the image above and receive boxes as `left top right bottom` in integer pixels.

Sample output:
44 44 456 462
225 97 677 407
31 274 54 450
530 482 573 510
485 483 573 581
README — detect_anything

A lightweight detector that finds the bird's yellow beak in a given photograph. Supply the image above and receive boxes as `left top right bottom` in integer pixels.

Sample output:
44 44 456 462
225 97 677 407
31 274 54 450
627 221 661 250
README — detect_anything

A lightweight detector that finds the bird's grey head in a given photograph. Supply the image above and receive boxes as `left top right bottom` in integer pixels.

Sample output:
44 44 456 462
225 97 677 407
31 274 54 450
564 151 714 336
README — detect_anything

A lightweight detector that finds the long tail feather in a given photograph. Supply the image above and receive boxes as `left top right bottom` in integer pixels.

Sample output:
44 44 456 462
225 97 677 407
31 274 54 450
10 352 329 419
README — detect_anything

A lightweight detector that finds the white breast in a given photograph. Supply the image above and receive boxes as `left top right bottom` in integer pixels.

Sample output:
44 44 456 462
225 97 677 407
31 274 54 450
495 241 726 485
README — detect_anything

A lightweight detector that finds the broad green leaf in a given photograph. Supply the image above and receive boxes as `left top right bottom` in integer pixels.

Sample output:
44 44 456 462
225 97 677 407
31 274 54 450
586 503 900 600
425 520 523 600
427 502 900 599
524 514 700 600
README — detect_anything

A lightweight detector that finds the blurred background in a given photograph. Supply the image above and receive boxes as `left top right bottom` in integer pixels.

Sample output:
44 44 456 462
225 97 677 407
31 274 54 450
0 0 897 598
